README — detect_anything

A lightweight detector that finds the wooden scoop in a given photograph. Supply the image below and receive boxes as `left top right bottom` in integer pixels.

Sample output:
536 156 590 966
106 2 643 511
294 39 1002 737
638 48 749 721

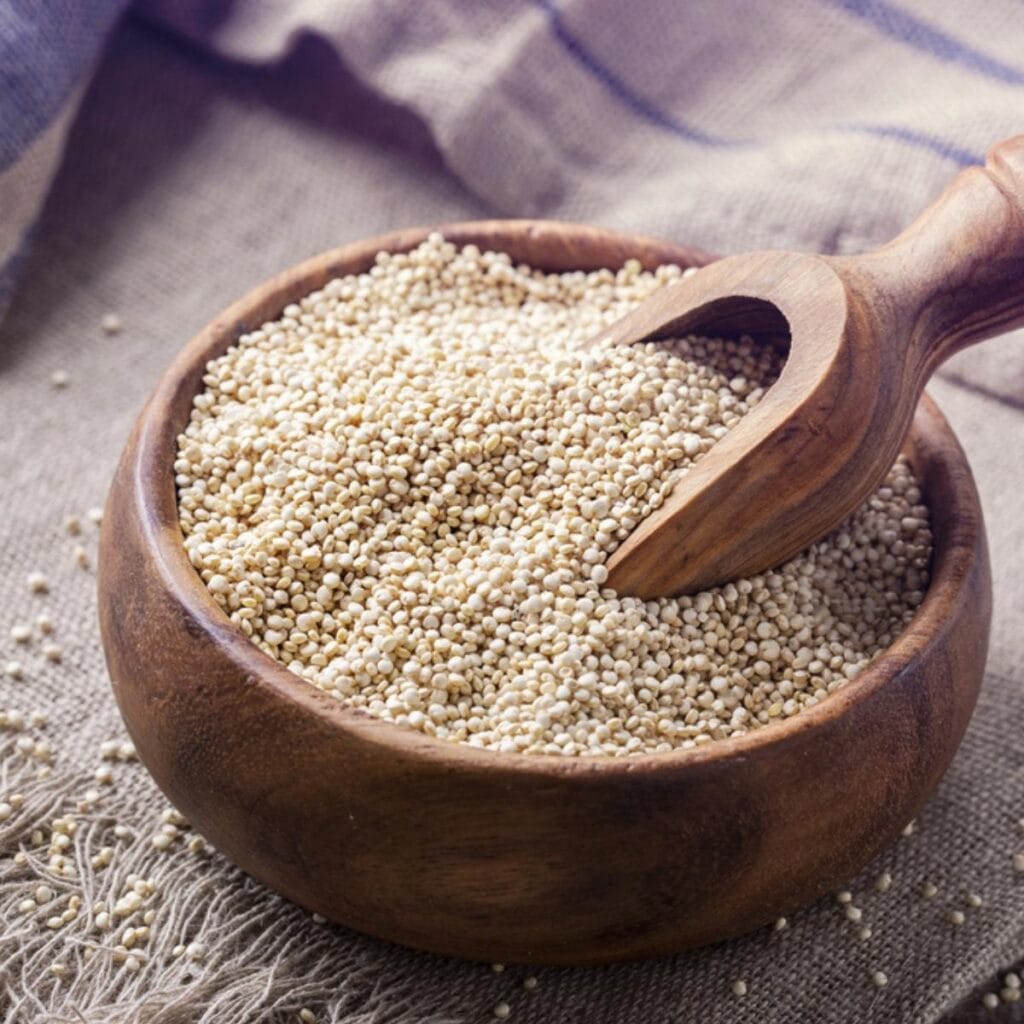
601 135 1024 599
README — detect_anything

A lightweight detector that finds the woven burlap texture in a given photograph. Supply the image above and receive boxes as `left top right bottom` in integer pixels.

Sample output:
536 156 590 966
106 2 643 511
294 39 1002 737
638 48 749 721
2 11 1023 1023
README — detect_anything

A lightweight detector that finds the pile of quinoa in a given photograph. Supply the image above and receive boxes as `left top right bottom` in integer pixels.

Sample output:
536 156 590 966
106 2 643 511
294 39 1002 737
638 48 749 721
175 236 932 756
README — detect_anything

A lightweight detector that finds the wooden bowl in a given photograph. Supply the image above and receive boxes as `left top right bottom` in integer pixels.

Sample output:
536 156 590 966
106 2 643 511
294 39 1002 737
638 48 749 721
98 220 991 965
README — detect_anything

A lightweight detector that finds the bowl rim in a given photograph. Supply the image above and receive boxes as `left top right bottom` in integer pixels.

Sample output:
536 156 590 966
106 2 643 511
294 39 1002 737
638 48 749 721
127 217 984 780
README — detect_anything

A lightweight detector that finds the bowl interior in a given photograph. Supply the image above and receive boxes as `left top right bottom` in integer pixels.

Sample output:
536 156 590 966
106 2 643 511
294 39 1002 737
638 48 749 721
136 219 983 776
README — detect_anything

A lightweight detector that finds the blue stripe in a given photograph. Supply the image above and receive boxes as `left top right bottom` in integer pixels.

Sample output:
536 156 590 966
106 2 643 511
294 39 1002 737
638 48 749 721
0 0 129 173
840 123 977 165
535 0 979 167
827 0 1024 86
538 0 744 148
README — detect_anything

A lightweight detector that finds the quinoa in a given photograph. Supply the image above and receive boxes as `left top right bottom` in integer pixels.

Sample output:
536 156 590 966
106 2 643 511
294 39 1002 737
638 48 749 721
175 235 932 756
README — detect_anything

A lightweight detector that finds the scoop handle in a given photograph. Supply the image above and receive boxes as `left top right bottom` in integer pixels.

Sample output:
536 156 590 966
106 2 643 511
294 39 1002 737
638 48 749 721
839 135 1024 376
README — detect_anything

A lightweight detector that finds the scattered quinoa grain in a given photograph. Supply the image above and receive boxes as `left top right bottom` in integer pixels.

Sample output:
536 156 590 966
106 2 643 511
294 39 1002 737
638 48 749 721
921 882 938 900
491 963 505 973
4 660 23 679
493 1002 511 1019
875 872 892 893
966 893 983 908
732 980 748 997
523 976 538 991
1006 972 1021 989
0 801 12 821
836 891 853 904
902 820 916 837
299 1011 316 1024
87 506 104 525
72 545 89 569
871 971 888 988
773 917 788 931
983 992 999 1009
10 624 31 644
35 613 53 634
101 313 123 335
42 641 61 662
27 571 48 593
845 905 863 922
1012 852 1024 872
1002 987 1022 1004
947 910 965 926
64 516 82 536
50 369 70 389
859 926 873 941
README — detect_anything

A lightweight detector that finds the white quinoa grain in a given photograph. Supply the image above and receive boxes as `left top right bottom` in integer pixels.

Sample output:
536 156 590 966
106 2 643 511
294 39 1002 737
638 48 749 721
875 872 892 893
176 237 933 757
732 980 748 997
1013 852 1024 873
871 971 888 988
50 370 70 389
523 976 538 991
27 571 48 593
493 1002 511 1019
983 992 999 1009
101 313 123 335
947 909 965 926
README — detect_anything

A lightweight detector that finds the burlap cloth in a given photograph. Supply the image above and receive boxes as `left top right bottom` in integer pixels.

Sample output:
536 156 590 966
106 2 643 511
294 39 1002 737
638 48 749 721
2 8 1023 1022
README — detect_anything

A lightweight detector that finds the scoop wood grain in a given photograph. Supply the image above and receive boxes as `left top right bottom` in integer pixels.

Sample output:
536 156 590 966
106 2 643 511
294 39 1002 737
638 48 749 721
98 221 990 964
602 136 1024 598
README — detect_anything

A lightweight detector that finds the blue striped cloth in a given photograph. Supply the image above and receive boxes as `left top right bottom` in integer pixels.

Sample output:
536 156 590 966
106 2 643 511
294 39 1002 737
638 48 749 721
3 0 1024 318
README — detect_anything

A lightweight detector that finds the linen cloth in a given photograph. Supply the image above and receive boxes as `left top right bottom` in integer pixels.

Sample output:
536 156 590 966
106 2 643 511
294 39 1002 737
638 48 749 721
1 3 1024 1021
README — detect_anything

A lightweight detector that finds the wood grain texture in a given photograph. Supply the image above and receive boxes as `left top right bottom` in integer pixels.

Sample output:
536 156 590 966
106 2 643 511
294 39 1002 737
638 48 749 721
604 136 1024 598
97 220 991 965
